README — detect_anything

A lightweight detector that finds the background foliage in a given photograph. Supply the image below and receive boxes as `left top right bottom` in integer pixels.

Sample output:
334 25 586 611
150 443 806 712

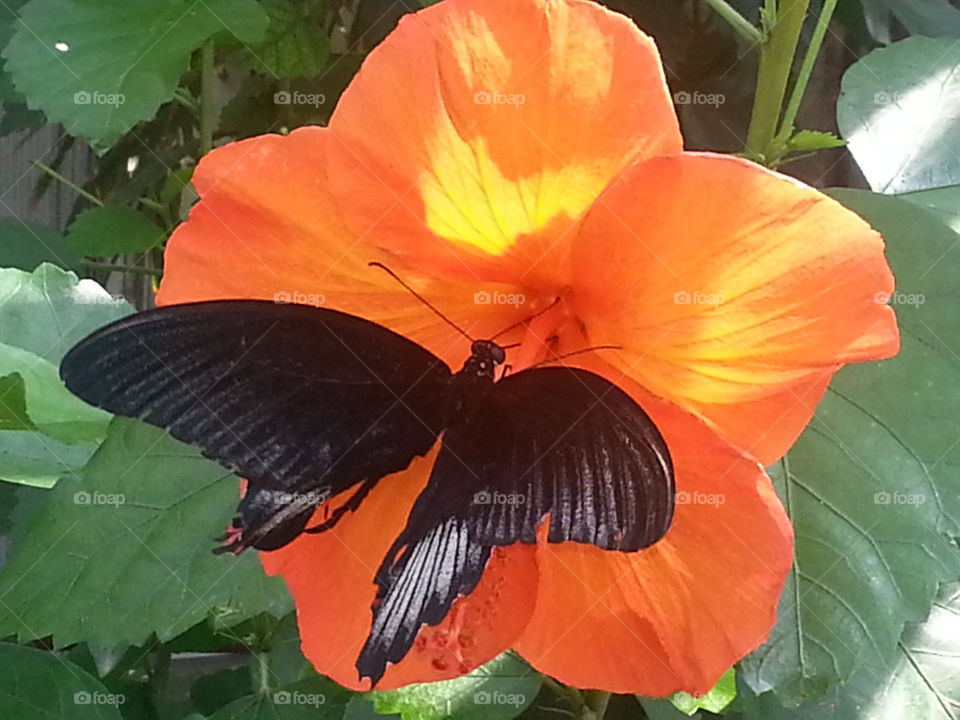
0 0 958 719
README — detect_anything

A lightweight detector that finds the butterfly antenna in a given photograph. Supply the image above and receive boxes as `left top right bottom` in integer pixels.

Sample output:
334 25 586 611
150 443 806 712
488 296 562 342
528 344 622 368
368 262 474 342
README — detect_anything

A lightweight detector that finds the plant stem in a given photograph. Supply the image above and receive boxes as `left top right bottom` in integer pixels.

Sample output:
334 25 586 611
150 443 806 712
199 39 216 156
704 0 763 45
31 161 102 207
80 261 162 277
150 641 171 711
745 0 811 161
137 197 165 213
581 690 611 719
251 650 272 694
777 0 839 139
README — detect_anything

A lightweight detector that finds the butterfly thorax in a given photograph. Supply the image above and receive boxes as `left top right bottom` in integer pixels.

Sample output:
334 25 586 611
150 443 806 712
445 339 505 418
458 340 505 381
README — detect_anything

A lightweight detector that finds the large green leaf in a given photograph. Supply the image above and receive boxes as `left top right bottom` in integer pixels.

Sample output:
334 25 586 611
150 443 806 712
0 265 131 483
0 341 110 443
0 263 132 362
207 677 350 720
739 190 960 705
0 418 292 647
242 0 332 78
66 205 166 258
0 643 123 719
838 37 960 194
0 431 95 487
0 219 79 271
2 0 268 151
899 184 960 235
737 583 960 719
371 653 542 720
860 0 960 42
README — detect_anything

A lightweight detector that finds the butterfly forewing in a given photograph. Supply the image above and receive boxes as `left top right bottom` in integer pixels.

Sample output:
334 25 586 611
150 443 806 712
357 366 674 683
60 301 453 550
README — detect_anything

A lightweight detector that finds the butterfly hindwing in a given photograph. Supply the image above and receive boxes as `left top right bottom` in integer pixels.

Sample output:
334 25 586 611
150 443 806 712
357 366 674 683
60 301 453 550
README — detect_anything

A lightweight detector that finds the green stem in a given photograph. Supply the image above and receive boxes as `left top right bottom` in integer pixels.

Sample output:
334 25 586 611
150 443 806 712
173 87 198 111
581 690 611 720
777 0 839 139
251 651 271 694
745 0 811 161
199 39 216 156
150 641 171 711
31 161 102 206
704 0 763 45
137 197 165 213
80 261 162 277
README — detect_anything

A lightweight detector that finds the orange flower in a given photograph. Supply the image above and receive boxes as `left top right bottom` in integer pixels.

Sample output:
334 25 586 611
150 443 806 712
157 0 898 696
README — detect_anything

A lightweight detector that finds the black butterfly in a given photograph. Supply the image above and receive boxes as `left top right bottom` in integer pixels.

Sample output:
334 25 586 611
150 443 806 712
60 290 675 685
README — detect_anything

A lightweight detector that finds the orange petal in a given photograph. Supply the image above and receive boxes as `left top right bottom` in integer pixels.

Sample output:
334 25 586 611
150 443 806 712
513 355 793 695
571 152 899 465
328 0 681 285
260 445 539 690
157 126 540 369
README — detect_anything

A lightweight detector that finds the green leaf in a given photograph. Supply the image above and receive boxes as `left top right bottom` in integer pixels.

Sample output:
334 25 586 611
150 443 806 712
740 190 960 704
670 668 736 715
191 667 253 716
637 697 699 720
0 343 110 443
899 184 960 234
0 431 95 487
207 676 350 720
0 643 123 719
861 0 960 42
371 653 542 720
785 129 845 152
242 0 332 78
736 583 960 719
2 0 269 152
0 263 132 362
0 371 34 430
0 418 292 647
838 37 960 193
267 613 312 686
0 218 79 271
66 205 166 258
0 265 131 466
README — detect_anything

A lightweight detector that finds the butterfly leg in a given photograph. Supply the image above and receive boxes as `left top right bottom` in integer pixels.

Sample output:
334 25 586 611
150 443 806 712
304 477 378 535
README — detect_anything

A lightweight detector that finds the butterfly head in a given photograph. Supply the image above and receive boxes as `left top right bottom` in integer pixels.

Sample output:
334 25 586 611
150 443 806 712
464 340 506 380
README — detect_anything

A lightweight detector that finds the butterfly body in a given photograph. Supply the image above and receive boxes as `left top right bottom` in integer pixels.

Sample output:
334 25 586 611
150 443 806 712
60 300 674 685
